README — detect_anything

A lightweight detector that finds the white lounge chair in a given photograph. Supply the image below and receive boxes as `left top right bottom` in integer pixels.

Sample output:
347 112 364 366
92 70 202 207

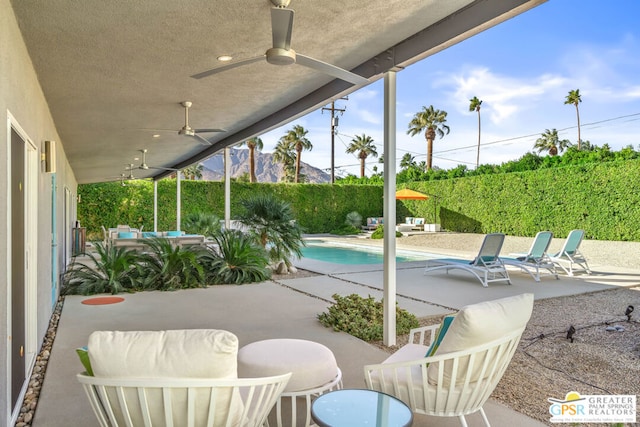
501 231 559 281
77 329 291 427
364 294 534 427
424 233 511 287
549 229 591 276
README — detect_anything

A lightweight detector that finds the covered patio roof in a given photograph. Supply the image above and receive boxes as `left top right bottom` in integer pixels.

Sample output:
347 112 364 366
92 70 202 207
10 0 545 184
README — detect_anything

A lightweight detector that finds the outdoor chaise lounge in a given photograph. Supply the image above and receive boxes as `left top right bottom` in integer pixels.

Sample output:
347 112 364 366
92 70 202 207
501 231 559 281
549 229 592 276
364 293 534 427
424 233 511 287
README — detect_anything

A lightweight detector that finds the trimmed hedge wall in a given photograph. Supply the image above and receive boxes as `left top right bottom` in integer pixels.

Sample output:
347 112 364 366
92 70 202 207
78 181 384 240
78 159 640 242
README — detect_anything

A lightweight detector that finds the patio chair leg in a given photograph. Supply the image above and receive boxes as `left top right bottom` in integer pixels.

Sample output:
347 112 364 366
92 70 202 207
479 407 491 426
458 414 470 427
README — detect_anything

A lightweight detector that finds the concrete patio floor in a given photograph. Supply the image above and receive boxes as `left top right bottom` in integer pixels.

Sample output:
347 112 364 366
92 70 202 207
31 243 640 426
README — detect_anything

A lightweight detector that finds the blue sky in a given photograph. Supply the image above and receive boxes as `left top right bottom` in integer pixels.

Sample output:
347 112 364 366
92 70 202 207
256 0 640 177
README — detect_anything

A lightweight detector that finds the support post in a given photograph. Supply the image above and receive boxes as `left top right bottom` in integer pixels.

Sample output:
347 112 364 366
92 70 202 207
224 147 231 229
383 71 397 346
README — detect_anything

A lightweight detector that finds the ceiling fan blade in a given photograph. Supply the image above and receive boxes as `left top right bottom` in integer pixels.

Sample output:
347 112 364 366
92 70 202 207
194 128 226 133
191 56 265 80
296 54 369 85
271 7 294 50
189 133 213 146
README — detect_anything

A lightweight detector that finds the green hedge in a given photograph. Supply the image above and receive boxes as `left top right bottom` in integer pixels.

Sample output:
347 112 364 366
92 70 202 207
78 159 640 242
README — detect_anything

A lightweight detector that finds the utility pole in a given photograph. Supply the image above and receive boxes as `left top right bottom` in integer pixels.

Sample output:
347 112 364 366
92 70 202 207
322 97 348 183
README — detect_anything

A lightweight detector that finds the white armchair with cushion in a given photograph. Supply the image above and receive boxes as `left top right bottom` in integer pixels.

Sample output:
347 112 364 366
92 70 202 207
364 294 534 427
77 329 291 427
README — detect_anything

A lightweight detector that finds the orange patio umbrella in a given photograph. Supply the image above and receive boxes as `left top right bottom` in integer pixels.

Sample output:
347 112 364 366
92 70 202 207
395 188 429 200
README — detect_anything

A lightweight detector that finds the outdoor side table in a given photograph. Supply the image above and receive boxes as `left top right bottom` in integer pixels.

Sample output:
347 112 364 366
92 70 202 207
311 389 413 427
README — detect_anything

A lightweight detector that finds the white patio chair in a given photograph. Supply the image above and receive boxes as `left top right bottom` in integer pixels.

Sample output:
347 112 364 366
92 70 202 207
77 372 291 427
502 230 559 281
364 294 534 427
77 329 291 427
549 229 591 276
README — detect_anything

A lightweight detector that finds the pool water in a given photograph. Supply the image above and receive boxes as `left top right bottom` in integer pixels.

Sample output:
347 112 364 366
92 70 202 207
301 241 425 265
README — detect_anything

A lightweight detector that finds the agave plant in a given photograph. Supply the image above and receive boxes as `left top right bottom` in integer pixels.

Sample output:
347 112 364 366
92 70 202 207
136 237 205 291
63 242 140 295
237 193 304 267
182 212 222 237
345 211 363 228
200 229 270 285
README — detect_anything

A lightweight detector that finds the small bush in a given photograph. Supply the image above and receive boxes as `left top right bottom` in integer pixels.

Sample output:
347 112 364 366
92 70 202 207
317 293 419 341
371 225 402 239
329 224 361 235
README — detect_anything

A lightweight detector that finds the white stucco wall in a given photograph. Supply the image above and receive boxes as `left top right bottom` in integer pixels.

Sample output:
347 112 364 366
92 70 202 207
1 0 78 423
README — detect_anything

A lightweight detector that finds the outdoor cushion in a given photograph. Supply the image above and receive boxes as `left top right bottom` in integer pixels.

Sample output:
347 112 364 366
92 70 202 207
89 329 238 378
414 218 424 225
117 231 136 238
425 314 456 357
166 230 183 237
427 293 534 385
76 346 93 376
141 231 158 238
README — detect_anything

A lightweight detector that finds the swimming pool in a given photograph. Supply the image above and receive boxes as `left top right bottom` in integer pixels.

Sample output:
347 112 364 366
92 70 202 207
301 240 427 265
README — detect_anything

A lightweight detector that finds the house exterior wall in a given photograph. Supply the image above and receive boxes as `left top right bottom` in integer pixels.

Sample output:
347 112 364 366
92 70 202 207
1 0 78 423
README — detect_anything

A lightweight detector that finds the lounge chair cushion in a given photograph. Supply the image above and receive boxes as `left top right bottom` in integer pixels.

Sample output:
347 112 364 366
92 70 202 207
141 231 158 238
427 293 533 385
166 230 183 237
117 231 136 238
88 329 239 379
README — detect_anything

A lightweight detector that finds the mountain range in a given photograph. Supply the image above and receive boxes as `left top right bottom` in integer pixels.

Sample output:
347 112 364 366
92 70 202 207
199 149 330 183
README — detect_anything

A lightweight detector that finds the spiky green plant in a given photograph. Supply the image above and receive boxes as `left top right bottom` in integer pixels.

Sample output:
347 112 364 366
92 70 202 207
200 229 271 285
237 193 304 266
345 211 363 228
136 238 205 291
182 212 222 237
63 242 139 295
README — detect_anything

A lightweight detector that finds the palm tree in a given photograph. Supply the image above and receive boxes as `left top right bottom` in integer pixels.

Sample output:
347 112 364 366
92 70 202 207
272 137 295 182
400 153 416 170
534 129 571 156
407 105 450 171
284 125 312 183
346 134 378 178
240 137 263 183
182 164 203 180
564 89 582 150
469 96 483 167
237 193 304 269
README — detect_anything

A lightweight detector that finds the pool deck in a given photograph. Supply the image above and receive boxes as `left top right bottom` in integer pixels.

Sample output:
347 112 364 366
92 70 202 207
31 235 640 427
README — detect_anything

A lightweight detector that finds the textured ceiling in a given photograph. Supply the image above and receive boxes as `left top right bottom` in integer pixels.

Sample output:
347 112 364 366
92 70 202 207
10 0 544 183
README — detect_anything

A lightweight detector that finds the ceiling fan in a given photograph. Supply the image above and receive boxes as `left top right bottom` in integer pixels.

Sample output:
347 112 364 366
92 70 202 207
138 101 225 146
191 0 369 86
136 149 178 171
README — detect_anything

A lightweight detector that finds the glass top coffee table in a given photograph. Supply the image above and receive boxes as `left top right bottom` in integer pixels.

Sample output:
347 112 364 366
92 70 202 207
311 389 413 427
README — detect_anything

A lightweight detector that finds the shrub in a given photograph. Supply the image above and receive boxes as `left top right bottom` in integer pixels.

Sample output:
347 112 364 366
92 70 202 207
371 225 402 239
329 224 361 235
199 229 271 285
317 293 419 341
136 238 205 291
63 242 139 295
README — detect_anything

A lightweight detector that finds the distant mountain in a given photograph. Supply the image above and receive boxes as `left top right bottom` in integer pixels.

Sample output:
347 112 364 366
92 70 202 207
199 148 330 183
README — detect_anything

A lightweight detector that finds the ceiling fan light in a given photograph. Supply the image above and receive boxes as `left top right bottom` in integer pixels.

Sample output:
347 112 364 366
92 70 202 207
217 55 233 62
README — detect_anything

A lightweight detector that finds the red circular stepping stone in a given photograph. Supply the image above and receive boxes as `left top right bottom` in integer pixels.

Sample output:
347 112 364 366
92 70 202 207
81 296 125 305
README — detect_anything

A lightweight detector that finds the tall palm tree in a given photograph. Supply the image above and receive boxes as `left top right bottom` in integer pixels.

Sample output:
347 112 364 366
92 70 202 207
534 128 571 156
272 137 295 182
346 134 378 178
469 96 483 167
181 164 203 180
400 153 416 170
240 137 263 183
407 105 450 171
284 125 312 183
564 89 582 150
